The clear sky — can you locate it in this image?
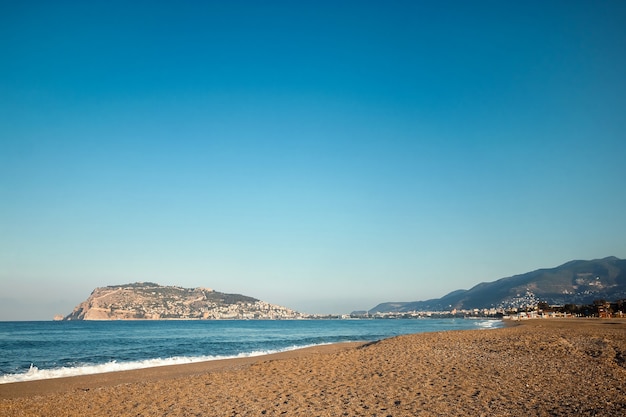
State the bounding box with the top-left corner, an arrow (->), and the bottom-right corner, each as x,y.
1,1 -> 625,320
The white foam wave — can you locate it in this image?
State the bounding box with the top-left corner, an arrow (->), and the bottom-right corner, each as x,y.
0,344 -> 325,384
473,320 -> 501,329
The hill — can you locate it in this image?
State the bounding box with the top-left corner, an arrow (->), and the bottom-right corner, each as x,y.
369,257 -> 626,313
64,282 -> 302,320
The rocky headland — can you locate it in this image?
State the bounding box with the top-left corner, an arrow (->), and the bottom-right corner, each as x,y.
64,282 -> 303,320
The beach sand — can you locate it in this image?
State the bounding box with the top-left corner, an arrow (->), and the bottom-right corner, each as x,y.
1,319 -> 625,416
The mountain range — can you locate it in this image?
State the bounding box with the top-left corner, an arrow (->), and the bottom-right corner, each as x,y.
369,256 -> 626,313
63,257 -> 626,319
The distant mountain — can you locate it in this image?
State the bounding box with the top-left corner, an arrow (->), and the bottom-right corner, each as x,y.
64,282 -> 303,320
369,257 -> 626,313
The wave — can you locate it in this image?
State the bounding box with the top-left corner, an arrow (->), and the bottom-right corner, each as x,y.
0,343 -> 327,384
473,319 -> 500,329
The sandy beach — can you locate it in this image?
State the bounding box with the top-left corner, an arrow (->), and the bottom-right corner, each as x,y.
1,319 -> 625,416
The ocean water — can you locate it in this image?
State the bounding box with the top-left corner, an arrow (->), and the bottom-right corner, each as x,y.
0,318 -> 501,384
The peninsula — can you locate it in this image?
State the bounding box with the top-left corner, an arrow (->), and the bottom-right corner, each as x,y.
64,282 -> 304,320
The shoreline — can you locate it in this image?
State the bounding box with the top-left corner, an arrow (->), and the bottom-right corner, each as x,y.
1,318 -> 621,395
0,342 -> 365,399
0,318 -> 503,386
0,341 -> 358,386
2,318 -> 625,416
1,319 -> 621,386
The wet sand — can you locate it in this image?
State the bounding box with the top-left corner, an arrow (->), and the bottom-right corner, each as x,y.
1,319 -> 625,416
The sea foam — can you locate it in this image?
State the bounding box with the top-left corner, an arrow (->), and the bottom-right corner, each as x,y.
474,319 -> 500,328
0,344 -> 323,384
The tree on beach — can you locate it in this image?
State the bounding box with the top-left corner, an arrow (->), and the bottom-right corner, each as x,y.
537,302 -> 551,312
593,299 -> 612,318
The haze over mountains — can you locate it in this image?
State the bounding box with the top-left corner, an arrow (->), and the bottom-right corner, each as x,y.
62,257 -> 625,319
369,257 -> 626,313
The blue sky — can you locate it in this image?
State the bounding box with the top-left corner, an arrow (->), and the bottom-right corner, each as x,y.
1,1 -> 625,320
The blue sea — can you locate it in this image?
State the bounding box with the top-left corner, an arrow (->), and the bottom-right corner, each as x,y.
0,318 -> 501,384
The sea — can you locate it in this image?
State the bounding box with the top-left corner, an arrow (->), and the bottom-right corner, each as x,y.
0,318 -> 502,384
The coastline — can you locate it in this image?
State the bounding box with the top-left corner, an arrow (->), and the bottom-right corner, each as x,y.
0,318 -> 501,385
2,318 -> 625,416
0,342 -> 364,399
